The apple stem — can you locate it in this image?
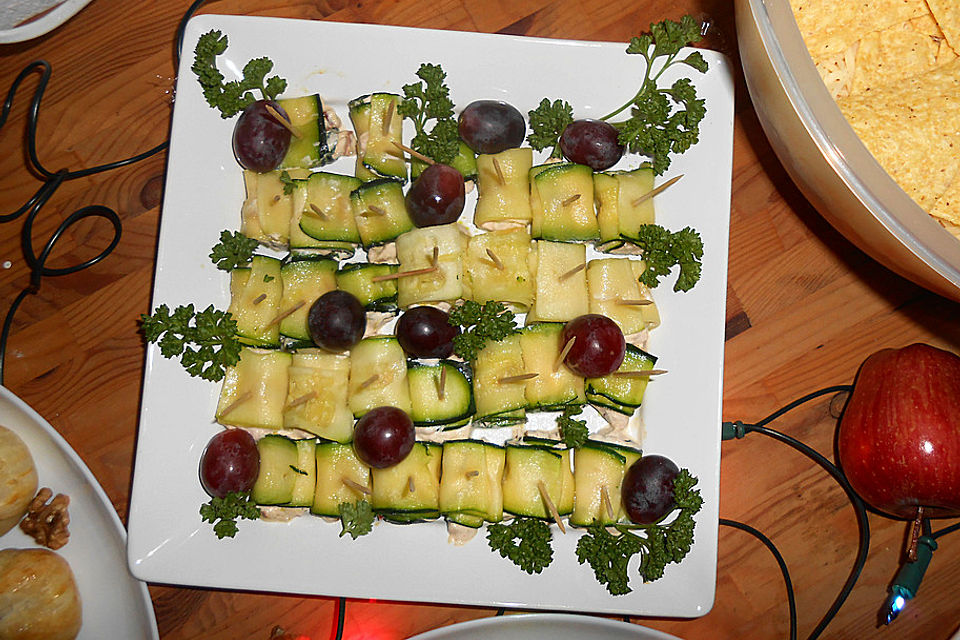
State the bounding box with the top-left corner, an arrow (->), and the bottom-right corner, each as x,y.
907,506 -> 925,562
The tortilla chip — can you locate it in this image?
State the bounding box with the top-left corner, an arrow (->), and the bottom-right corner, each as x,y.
850,16 -> 947,94
938,218 -> 960,240
791,0 -> 929,59
838,58 -> 960,211
930,173 -> 960,226
926,0 -> 960,53
813,42 -> 859,99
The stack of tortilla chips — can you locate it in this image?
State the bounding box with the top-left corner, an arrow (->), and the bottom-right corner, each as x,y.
790,0 -> 960,237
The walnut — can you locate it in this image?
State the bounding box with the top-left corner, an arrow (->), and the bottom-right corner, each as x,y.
19,488 -> 70,550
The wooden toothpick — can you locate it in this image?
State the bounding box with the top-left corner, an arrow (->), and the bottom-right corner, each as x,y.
465,470 -> 480,479
430,245 -> 440,268
286,391 -> 318,410
600,486 -> 615,520
360,205 -> 387,218
407,476 -> 416,493
382,100 -> 395,136
264,103 -> 302,139
554,336 -> 576,372
267,300 -> 306,327
485,248 -> 505,271
613,369 -> 668,378
370,265 -> 438,283
499,372 -> 539,384
615,298 -> 653,306
252,293 -> 267,305
308,203 -> 329,220
492,157 -> 506,186
358,374 -> 380,390
219,391 -> 253,418
558,263 -> 586,281
537,480 -> 566,533
561,193 -> 581,207
436,366 -> 447,401
391,140 -> 435,165
342,477 -> 372,496
631,174 -> 683,207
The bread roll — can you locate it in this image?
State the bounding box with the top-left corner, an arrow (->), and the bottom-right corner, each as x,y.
0,548 -> 81,640
0,426 -> 38,536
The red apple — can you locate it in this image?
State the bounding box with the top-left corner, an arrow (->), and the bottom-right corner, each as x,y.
837,343 -> 960,519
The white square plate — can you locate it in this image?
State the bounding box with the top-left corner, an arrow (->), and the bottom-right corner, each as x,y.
128,14 -> 734,617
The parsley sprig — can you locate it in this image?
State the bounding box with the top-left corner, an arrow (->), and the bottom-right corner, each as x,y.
557,405 -> 589,449
629,224 -> 704,292
487,517 -> 554,574
338,500 -> 375,539
398,63 -> 460,165
527,98 -> 573,160
527,16 -> 707,175
209,230 -> 258,271
200,491 -> 260,539
192,30 -> 287,118
140,304 -> 241,381
576,468 -> 703,594
448,300 -> 519,362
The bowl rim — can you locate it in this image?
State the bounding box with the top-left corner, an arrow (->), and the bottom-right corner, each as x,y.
747,0 -> 960,289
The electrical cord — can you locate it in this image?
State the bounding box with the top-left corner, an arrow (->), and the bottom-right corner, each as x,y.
719,518 -> 797,640
723,384 -> 870,640
0,0 -> 207,386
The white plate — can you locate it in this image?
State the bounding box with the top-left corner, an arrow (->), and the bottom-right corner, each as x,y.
0,0 -> 94,43
129,15 -> 733,617
409,613 -> 682,639
0,386 -> 158,639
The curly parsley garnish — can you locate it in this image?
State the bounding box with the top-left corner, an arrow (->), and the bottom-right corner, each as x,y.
557,405 -> 589,449
398,63 -> 460,165
528,16 -> 707,175
209,230 -> 258,272
487,517 -> 554,574
629,224 -> 703,292
200,491 -> 260,539
448,300 -> 519,362
576,468 -> 702,594
338,500 -> 375,539
192,30 -> 287,118
140,304 -> 241,381
527,98 -> 573,159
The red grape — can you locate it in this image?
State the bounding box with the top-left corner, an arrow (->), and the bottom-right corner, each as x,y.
458,100 -> 525,154
199,429 -> 260,498
621,455 -> 680,524
396,306 -> 459,358
308,290 -> 366,351
353,406 -> 415,468
560,119 -> 624,171
405,164 -> 465,227
561,314 -> 626,378
232,100 -> 292,173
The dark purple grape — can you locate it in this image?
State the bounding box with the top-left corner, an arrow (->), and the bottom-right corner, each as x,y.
200,429 -> 260,498
560,119 -> 624,171
458,100 -> 526,154
405,164 -> 465,227
308,290 -> 366,351
622,455 -> 680,524
232,99 -> 292,173
353,406 -> 415,468
396,306 -> 459,358
561,314 -> 625,378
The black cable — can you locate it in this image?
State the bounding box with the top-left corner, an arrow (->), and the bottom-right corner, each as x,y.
931,521 -> 960,541
0,0 -> 209,385
720,518 -> 797,640
332,597 -> 346,640
724,384 -> 870,640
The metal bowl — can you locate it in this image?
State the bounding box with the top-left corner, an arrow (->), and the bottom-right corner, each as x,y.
735,0 -> 960,302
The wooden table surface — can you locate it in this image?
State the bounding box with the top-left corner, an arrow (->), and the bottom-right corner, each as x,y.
2,0 -> 960,638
